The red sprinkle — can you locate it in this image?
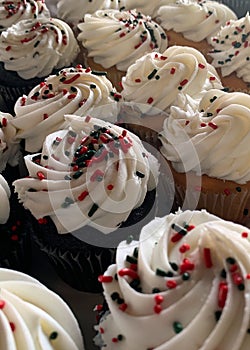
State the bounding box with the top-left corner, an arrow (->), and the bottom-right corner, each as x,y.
37,217 -> 47,224
63,74 -> 80,84
208,122 -> 218,130
166,280 -> 177,289
43,113 -> 49,120
180,79 -> 188,86
118,268 -> 139,280
218,282 -> 228,308
203,248 -> 213,268
154,304 -> 162,314
107,184 -> 114,190
154,295 -> 164,304
119,303 -> 128,312
9,322 -> 15,332
232,272 -> 243,286
98,275 -> 113,283
135,78 -> 141,83
170,67 -> 176,75
78,191 -> 89,201
198,63 -> 205,69
37,171 -> 45,180
242,232 -> 248,238
5,45 -> 11,51
223,188 -> 230,196
179,243 -> 190,253
0,300 -> 6,309
147,97 -> 154,104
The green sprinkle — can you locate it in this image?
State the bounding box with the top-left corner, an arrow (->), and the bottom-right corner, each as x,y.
147,69 -> 157,80
88,203 -> 99,217
215,310 -> 222,322
126,255 -> 137,264
173,321 -> 183,334
91,70 -> 107,76
156,268 -> 168,277
126,235 -> 134,244
49,332 -> 58,340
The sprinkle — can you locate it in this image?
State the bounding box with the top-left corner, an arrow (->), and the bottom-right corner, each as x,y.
43,113 -> 49,119
147,69 -> 157,80
166,280 -> 177,289
147,97 -> 154,104
215,310 -> 222,321
136,171 -> 145,178
88,203 -> 99,217
98,275 -> 113,283
198,63 -> 205,69
218,282 -> 228,308
154,295 -> 164,304
62,74 -> 80,84
182,272 -> 190,281
170,67 -> 176,74
179,243 -> 190,253
37,171 -> 45,180
9,322 -> 15,332
119,303 -> 128,312
156,268 -> 169,277
154,304 -> 162,314
180,79 -> 188,86
49,332 -> 58,340
135,78 -> 141,83
37,217 -> 47,224
242,232 -> 248,238
223,188 -> 230,196
0,300 -> 6,309
203,248 -> 213,268
118,268 -> 139,280
208,122 -> 218,130
173,321 -> 183,334
180,258 -> 195,273
126,235 -> 134,244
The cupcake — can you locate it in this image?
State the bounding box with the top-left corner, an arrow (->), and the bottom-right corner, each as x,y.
0,17 -> 80,113
156,0 -> 237,62
77,8 -> 168,91
0,111 -> 20,173
94,209 -> 250,349
0,267 -> 84,349
0,173 -> 31,272
11,65 -> 121,153
0,0 -> 50,32
13,114 -> 160,292
159,88 -> 250,225
119,45 -> 223,144
208,13 -> 250,93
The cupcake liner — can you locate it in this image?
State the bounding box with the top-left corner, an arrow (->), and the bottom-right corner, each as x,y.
0,190 -> 32,272
27,188 -> 159,293
119,123 -> 160,148
167,158 -> 250,226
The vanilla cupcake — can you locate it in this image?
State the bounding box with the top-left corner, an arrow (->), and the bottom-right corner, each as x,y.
77,9 -> 168,91
0,17 -> 80,113
208,13 -> 250,93
94,209 -> 250,349
12,65 -> 120,153
0,0 -> 50,32
159,88 -> 250,225
0,267 -> 84,349
156,0 -> 237,62
120,45 -> 223,144
13,114 -> 159,291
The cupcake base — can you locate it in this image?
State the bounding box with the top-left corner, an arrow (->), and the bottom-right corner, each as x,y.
167,160 -> 250,226
28,189 -> 157,293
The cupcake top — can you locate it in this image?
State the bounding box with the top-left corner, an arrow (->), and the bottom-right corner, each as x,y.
57,0 -> 161,26
157,0 -> 237,43
209,13 -> 250,83
95,209 -> 250,349
0,0 -> 50,32
0,174 -> 10,223
121,45 -> 223,114
0,267 -> 84,349
12,65 -> 120,152
77,9 -> 168,71
0,112 -> 20,172
159,88 -> 250,184
0,17 -> 80,79
13,114 -> 159,234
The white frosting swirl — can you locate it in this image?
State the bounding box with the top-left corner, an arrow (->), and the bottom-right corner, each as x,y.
0,0 -> 50,32
12,66 -> 120,152
209,14 -> 250,83
157,0 -> 237,43
13,115 -> 159,233
0,174 -> 10,223
95,209 -> 250,349
122,0 -> 161,17
0,112 -> 20,172
77,9 -> 168,71
159,88 -> 250,184
0,17 -> 80,79
0,267 -> 84,349
121,45 -> 223,113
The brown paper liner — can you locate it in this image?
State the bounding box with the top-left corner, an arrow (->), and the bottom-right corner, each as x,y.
167,160 -> 250,226
211,69 -> 250,95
